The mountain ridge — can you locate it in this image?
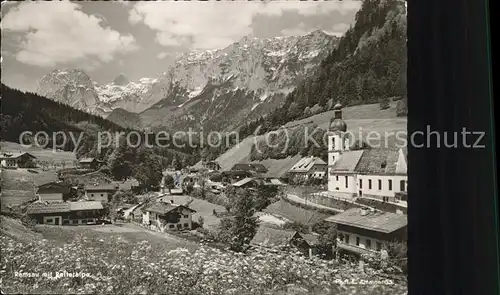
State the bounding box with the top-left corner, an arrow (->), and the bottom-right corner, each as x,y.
36,30 -> 340,129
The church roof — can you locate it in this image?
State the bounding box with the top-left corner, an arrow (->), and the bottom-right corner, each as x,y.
354,149 -> 400,175
330,150 -> 364,172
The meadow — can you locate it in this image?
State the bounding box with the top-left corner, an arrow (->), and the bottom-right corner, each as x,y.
214,102 -> 407,172
0,217 -> 407,295
1,169 -> 59,211
1,141 -> 77,166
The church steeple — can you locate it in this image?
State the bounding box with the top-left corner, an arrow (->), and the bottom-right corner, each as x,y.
330,101 -> 347,132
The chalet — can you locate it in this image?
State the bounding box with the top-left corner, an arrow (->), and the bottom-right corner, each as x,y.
325,207 -> 407,256
0,152 -> 37,168
263,178 -> 286,187
114,178 -> 140,191
204,161 -> 221,171
142,202 -> 196,231
232,177 -> 260,189
84,183 -> 118,202
327,103 -> 408,202
288,156 -> 327,182
126,202 -> 148,222
36,182 -> 70,203
78,158 -> 105,170
250,226 -> 317,257
231,163 -> 268,174
26,201 -> 104,225
222,170 -> 253,183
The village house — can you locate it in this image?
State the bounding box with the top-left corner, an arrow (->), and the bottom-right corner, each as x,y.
78,158 -> 105,170
327,103 -> 408,202
288,156 -> 327,182
231,163 -> 268,174
142,202 -> 196,231
36,182 -> 70,203
0,152 -> 37,168
325,207 -> 407,256
222,170 -> 253,183
204,160 -> 221,171
26,201 -> 104,225
231,177 -> 261,189
250,226 -> 318,257
84,183 -> 118,202
125,202 -> 148,222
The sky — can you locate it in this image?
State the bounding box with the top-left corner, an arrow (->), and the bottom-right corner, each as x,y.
1,1 -> 361,93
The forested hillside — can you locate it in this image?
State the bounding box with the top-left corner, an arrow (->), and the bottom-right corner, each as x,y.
1,84 -> 126,151
0,84 -> 196,166
241,0 -> 407,134
197,0 -> 407,163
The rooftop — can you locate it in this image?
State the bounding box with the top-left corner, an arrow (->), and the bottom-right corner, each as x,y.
27,201 -> 105,214
27,202 -> 70,214
84,183 -> 118,191
330,150 -> 364,172
0,152 -> 36,159
144,202 -> 196,215
68,201 -> 104,211
300,233 -> 319,246
325,207 -> 407,234
231,163 -> 268,173
250,226 -> 298,247
37,182 -> 70,194
263,199 -> 332,226
78,158 -> 102,163
354,149 -> 400,175
289,156 -> 327,173
232,177 -> 255,187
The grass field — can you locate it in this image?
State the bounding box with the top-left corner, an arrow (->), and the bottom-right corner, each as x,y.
1,141 -> 77,166
36,223 -> 198,251
214,102 -> 407,172
283,102 -> 407,148
1,168 -> 60,210
0,216 -> 407,294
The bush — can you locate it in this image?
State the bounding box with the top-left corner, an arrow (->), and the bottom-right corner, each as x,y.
396,98 -> 408,117
0,234 -> 407,294
379,97 -> 390,110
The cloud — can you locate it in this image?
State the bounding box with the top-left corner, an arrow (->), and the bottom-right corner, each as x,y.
1,72 -> 39,93
325,23 -> 351,37
280,23 -> 308,37
1,1 -> 138,68
157,52 -> 170,60
129,1 -> 361,49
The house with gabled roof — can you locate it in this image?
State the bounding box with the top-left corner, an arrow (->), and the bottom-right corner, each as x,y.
26,201 -> 104,225
250,226 -> 319,257
325,207 -> 407,256
36,181 -> 70,203
0,152 -> 37,168
231,177 -> 262,189
142,202 -> 196,231
288,156 -> 327,182
78,158 -> 105,170
231,163 -> 268,174
84,183 -> 118,203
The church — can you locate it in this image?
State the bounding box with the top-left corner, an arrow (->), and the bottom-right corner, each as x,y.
327,103 -> 408,203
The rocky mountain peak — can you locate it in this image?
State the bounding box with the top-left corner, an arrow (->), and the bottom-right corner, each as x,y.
113,74 -> 130,86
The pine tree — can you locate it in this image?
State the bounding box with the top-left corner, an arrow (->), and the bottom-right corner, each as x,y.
224,188 -> 259,252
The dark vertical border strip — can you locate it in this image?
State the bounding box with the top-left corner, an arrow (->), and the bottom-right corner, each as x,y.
408,0 -> 499,294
